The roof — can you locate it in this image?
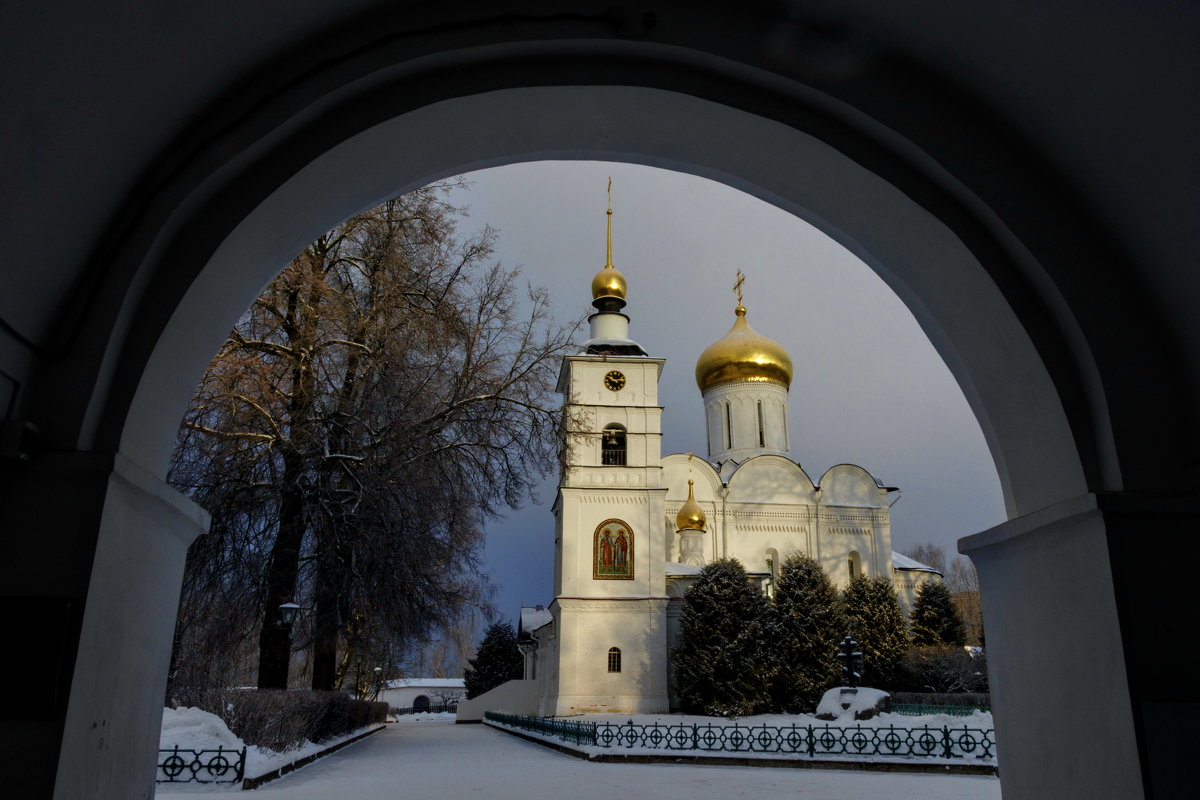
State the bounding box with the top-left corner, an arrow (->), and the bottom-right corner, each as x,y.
384,677 -> 465,689
891,551 -> 943,575
520,606 -> 553,634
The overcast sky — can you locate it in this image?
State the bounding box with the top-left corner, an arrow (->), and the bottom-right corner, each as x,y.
440,160 -> 1007,626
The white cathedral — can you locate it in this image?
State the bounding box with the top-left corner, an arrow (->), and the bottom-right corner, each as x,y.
521,198 -> 940,716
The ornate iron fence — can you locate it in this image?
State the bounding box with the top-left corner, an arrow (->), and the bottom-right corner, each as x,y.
393,702 -> 459,715
486,711 -> 597,746
157,745 -> 247,784
486,712 -> 995,762
891,703 -> 990,717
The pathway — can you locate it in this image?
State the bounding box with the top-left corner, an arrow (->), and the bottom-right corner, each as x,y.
157,718 -> 1002,799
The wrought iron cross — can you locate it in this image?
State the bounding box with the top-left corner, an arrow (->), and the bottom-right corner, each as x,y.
733,270 -> 745,304
836,635 -> 863,688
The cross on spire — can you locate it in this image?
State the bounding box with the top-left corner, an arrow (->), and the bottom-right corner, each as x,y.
733,270 -> 745,305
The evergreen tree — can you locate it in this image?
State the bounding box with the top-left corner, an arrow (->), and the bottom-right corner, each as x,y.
909,581 -> 967,647
463,622 -> 523,699
672,558 -> 774,716
769,553 -> 848,712
842,575 -> 910,690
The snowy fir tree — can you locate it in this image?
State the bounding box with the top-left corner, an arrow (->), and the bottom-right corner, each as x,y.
673,558 -> 774,716
463,622 -> 523,699
909,581 -> 967,647
841,575 -> 910,690
769,553 -> 848,712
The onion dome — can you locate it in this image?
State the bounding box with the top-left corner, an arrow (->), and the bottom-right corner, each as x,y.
591,263 -> 627,301
695,303 -> 794,391
675,480 -> 707,531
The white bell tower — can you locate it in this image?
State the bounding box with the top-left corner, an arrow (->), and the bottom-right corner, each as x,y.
543,181 -> 670,715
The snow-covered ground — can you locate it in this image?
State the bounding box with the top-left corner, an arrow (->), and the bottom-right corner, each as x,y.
159,716 -> 1000,799
158,707 -> 381,788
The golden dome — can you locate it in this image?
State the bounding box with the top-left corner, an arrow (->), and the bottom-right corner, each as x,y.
695,304 -> 793,391
591,264 -> 627,300
676,480 -> 707,531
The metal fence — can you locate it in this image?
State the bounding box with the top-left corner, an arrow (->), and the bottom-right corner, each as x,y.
393,702 -> 459,715
157,745 -> 247,784
890,703 -> 990,717
486,712 -> 995,761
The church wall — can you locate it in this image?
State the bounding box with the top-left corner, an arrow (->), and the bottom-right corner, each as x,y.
701,380 -> 790,462
552,598 -> 669,714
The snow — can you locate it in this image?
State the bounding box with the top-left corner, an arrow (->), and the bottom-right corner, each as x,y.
384,677 -> 465,689
520,606 -> 553,633
891,551 -> 941,573
815,687 -> 890,720
161,716 -> 1000,799
158,706 -> 381,786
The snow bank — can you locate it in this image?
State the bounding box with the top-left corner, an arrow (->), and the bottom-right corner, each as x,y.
159,707 -> 381,784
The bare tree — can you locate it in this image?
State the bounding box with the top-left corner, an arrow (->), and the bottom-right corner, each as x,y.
168,182 -> 582,691
902,542 -> 947,574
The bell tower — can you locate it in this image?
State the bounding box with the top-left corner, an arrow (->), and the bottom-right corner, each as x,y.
543,181 -> 670,715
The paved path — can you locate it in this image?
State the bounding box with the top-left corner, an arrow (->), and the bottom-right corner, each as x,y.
158,719 -> 1002,799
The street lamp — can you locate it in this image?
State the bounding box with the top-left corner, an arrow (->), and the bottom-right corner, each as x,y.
278,602 -> 301,629
371,667 -> 383,702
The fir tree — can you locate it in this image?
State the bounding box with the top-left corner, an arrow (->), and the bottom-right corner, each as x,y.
842,575 -> 910,690
909,581 -> 967,647
769,553 -> 848,712
672,558 -> 774,716
463,622 -> 523,699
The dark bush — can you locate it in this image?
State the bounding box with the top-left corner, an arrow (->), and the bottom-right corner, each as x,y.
170,688 -> 387,752
890,691 -> 991,708
894,646 -> 989,694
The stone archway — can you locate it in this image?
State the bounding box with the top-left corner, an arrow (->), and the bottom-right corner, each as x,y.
7,13 -> 1191,799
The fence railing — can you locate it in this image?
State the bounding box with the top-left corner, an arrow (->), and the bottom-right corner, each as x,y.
393,702 -> 459,715
891,703 -> 990,717
485,712 -> 995,762
157,745 -> 247,783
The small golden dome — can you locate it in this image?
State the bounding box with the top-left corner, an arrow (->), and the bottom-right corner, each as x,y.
695,304 -> 793,391
676,480 -> 707,531
591,264 -> 627,300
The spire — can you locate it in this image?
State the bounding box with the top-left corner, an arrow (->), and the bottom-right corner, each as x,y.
590,177 -> 627,304
606,176 -> 613,269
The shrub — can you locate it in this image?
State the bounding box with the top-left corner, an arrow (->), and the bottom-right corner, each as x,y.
170,688 -> 387,752
894,646 -> 989,694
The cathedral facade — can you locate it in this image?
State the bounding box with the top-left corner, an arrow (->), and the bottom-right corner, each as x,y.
526,201 -> 938,716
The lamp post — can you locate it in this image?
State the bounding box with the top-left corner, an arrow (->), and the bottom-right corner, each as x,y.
371,667 -> 383,702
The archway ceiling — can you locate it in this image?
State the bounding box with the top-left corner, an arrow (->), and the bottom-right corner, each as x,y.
2,2 -> 1197,505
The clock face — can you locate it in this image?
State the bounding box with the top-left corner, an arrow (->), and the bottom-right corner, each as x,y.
604,370 -> 626,391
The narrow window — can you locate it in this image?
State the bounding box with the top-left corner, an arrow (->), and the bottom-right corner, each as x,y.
849,551 -> 861,580
757,400 -> 765,447
607,647 -> 622,673
725,403 -> 733,449
601,424 -> 627,465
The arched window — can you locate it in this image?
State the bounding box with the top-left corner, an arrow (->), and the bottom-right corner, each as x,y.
413,695 -> 430,711
757,400 -> 765,447
607,647 -> 622,673
601,424 -> 627,465
725,402 -> 733,449
848,551 -> 861,580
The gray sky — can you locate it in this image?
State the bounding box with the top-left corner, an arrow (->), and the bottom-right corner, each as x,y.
446,161 -> 1006,627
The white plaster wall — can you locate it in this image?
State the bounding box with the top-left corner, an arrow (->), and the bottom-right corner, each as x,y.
53,456 -> 207,800
960,496 -> 1144,800
454,680 -> 538,722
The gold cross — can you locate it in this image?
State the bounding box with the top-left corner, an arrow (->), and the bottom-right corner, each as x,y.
733,270 -> 745,304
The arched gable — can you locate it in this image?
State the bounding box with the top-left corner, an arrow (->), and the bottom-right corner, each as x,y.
819,464 -> 886,508
661,452 -> 722,503
726,455 -> 817,505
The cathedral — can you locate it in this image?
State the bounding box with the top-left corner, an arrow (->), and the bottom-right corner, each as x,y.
524,194 -> 939,716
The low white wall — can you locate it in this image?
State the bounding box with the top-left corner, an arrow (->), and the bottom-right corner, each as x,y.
455,680 -> 538,722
